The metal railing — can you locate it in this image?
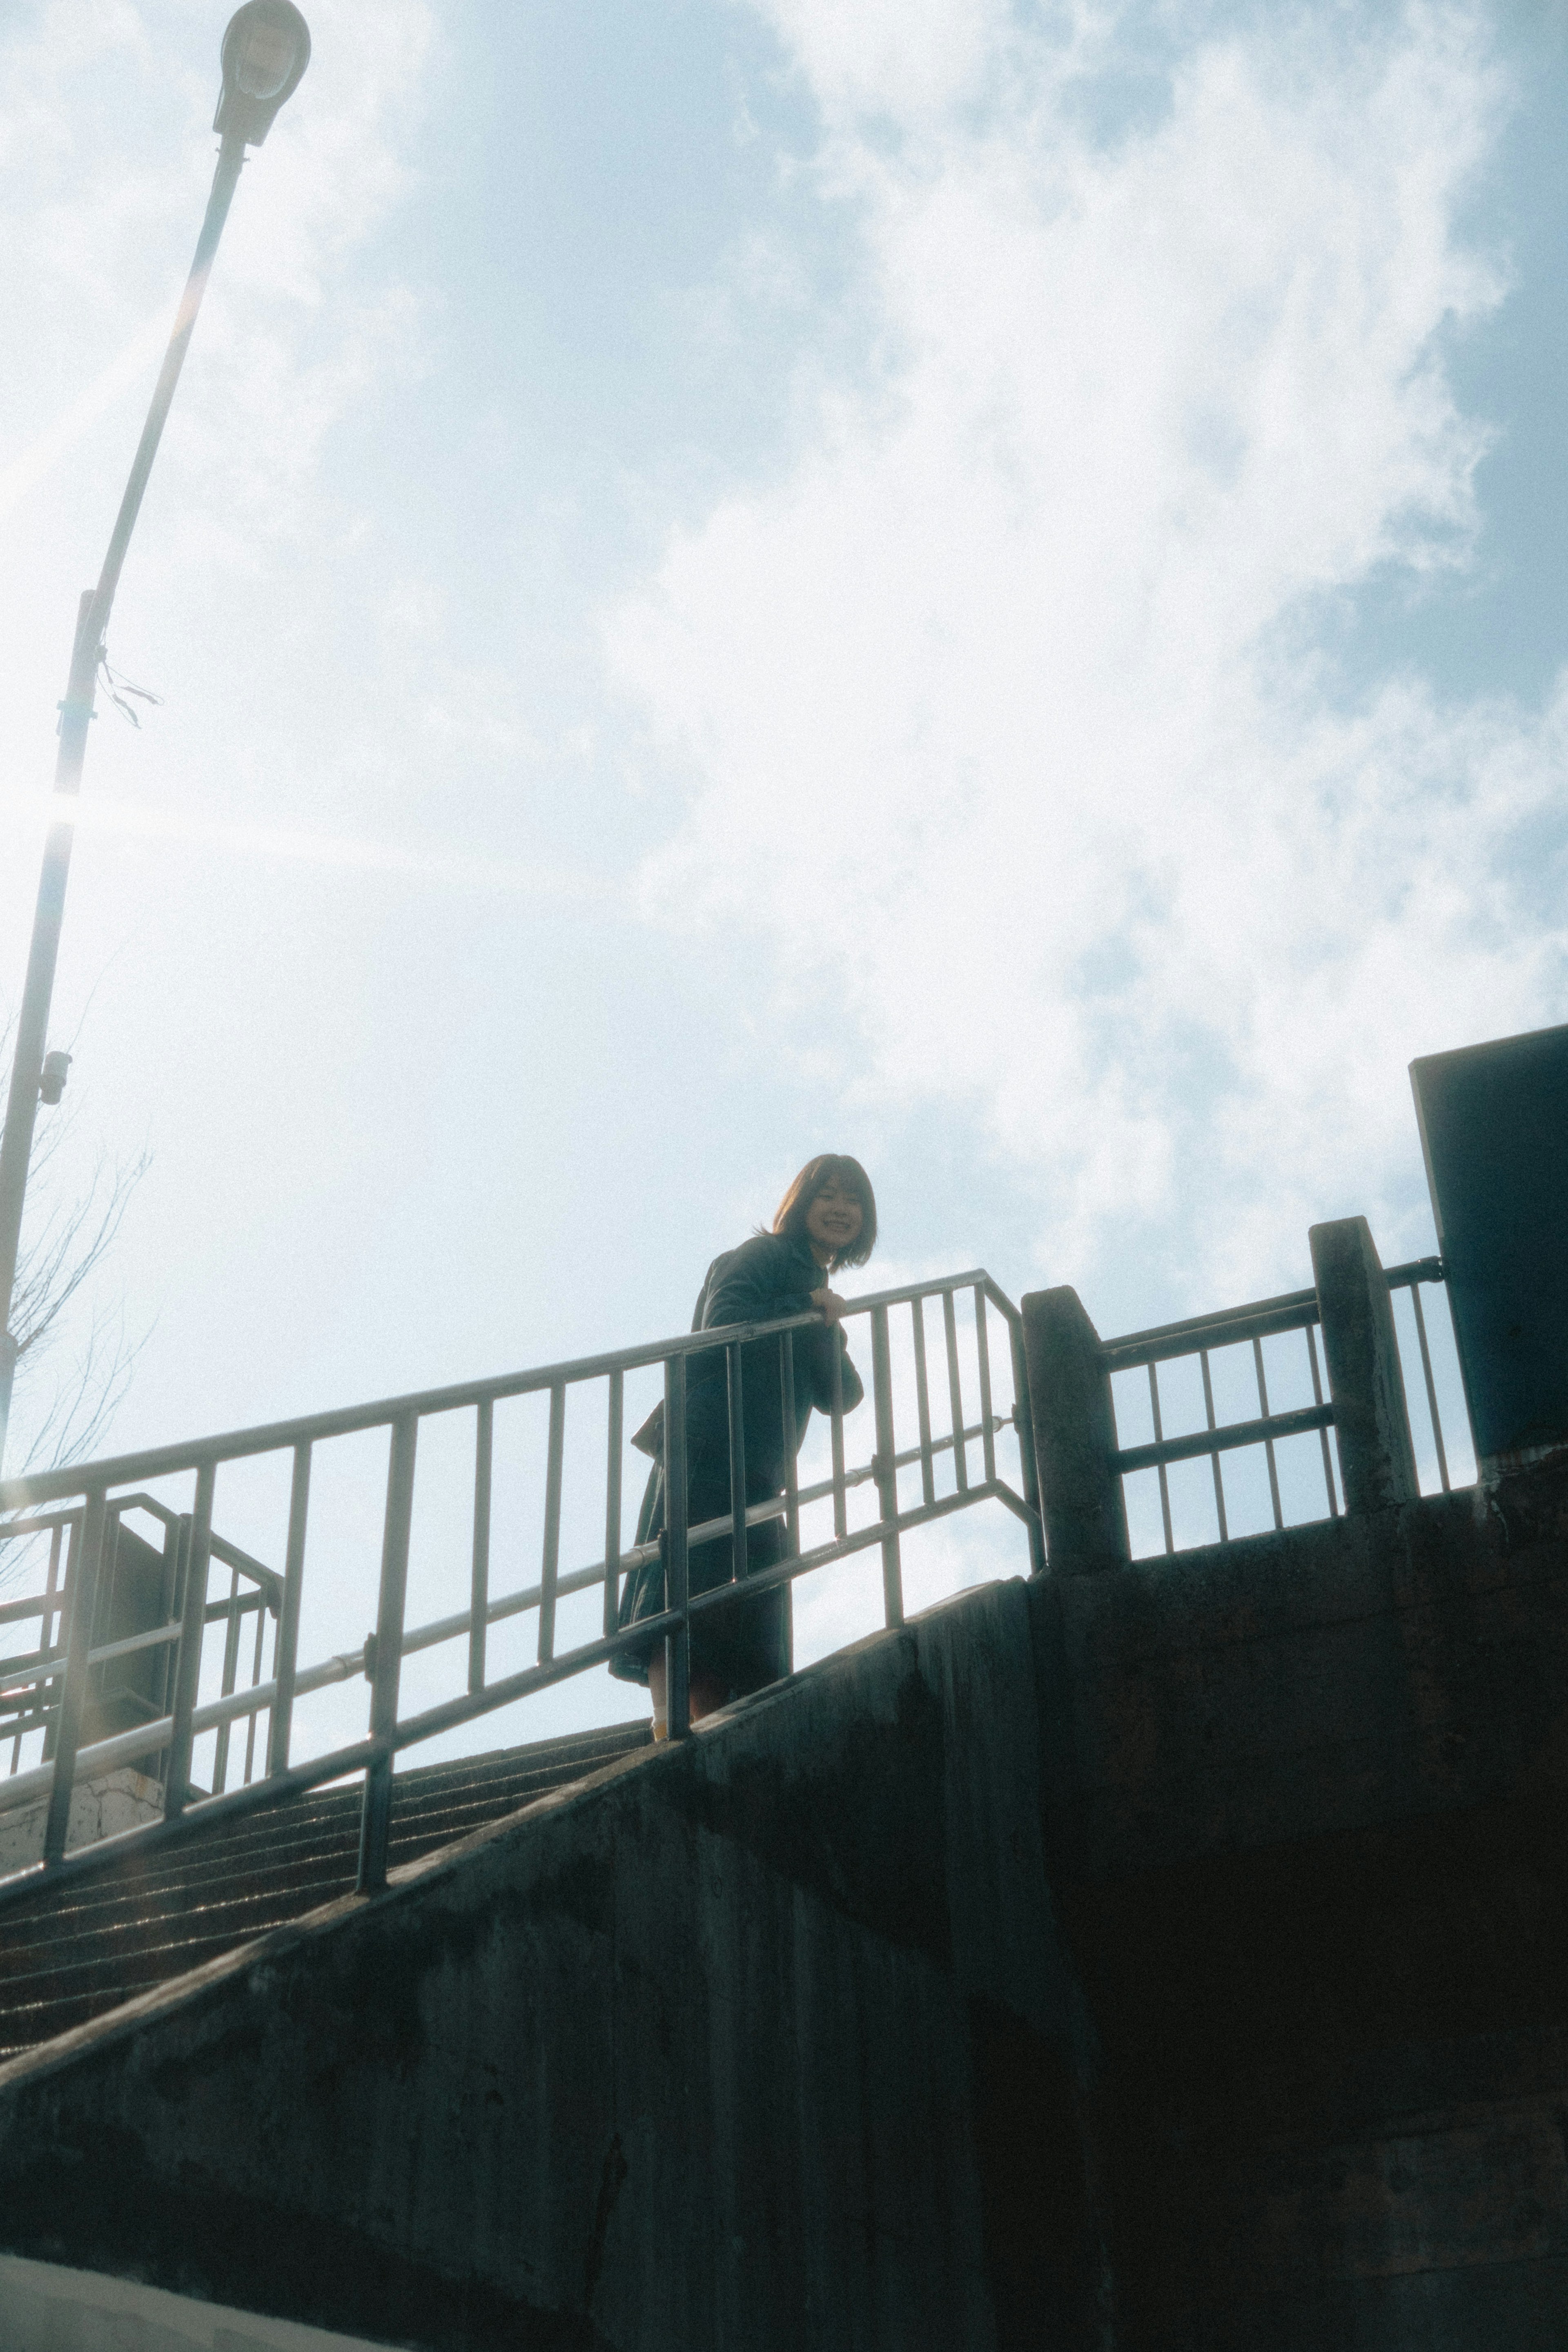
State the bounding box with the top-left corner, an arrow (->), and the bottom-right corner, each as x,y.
0,1270 -> 1040,1897
0,1495 -> 280,1789
1103,1257 -> 1466,1558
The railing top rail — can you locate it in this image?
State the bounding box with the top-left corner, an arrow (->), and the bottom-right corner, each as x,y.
1103,1285 -> 1319,1371
1385,1255 -> 1444,1290
0,1487 -> 178,1542
208,1530 -> 284,1603
0,1268 -> 1007,1512
1102,1256 -> 1444,1372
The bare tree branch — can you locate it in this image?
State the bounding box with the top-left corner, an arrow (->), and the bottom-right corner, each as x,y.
0,1012 -> 152,1591
9,1140 -> 150,1376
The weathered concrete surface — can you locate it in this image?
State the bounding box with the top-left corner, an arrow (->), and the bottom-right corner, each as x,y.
1032,1462 -> 1568,1875
0,1580 -> 1108,2352
11,1454 -> 1568,2348
0,1766 -> 162,1874
1031,1454 -> 1568,2348
1020,1288 -> 1129,1577
1309,1217 -> 1420,1514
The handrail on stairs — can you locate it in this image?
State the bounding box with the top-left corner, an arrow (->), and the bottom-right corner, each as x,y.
0,1271 -> 1042,1902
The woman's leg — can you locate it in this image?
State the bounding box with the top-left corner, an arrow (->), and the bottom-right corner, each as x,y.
644,1456 -> 775,1731
648,1648 -> 728,1732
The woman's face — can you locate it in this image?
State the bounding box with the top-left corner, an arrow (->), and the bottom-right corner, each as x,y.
805,1176 -> 864,1259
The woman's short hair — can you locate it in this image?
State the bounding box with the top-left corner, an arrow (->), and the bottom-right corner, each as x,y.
771,1155 -> 878,1270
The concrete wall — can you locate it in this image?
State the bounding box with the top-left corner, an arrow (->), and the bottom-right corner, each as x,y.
0,1767 -> 163,1875
8,1451 -> 1568,2348
0,1580 -> 1109,2352
1031,1452 -> 1568,2349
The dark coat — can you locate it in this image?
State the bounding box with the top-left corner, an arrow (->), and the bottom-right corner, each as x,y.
609,1231 -> 865,1696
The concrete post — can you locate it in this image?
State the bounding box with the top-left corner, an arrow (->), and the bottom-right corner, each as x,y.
1020,1285 -> 1131,1575
1310,1217 -> 1419,1515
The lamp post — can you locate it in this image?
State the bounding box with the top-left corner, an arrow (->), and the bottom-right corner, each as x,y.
0,2 -> 312,1473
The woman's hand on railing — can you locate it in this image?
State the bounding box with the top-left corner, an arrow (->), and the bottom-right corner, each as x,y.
811,1286 -> 849,1326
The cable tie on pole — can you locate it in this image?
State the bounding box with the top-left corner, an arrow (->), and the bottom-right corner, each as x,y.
97,655 -> 163,729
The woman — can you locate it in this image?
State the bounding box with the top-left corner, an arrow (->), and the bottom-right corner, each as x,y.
610,1155 -> 876,1732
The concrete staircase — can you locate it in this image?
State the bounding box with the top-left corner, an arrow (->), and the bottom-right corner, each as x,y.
0,1585 -> 1078,2352
0,1719 -> 650,2062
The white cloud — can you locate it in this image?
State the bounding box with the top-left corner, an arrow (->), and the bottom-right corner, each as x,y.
757,0 -> 1007,124
610,2 -> 1567,1302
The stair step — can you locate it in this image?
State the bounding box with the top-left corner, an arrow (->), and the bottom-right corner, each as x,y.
0,1753 -> 633,1955
0,1787 -> 594,1982
0,1726 -> 648,1907
0,1720 -> 649,2057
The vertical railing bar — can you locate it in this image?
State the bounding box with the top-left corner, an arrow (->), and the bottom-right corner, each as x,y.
943,1288 -> 969,1494
1408,1283 -> 1450,1494
1200,1348 -> 1229,1543
45,1519 -> 63,1602
43,1517 -> 64,1646
11,1521 -> 62,1773
1148,1363 -> 1174,1555
1305,1321 -> 1339,1517
152,1507 -> 180,1733
780,1334 -> 800,1554
780,1332 -> 798,1676
974,1285 -> 997,1485
164,1463 -> 216,1822
96,1510 -> 122,1721
603,1370 -> 624,1642
912,1297 -> 935,1507
31,1518 -> 72,1772
664,1353 -> 690,1740
40,1523 -> 78,1766
469,1398 -> 493,1694
267,1442 -> 311,1778
242,1589 -> 266,1785
41,1495 -> 107,1866
537,1383 -> 566,1666
357,1411 -> 419,1894
829,1331 -> 847,1540
726,1340 -> 748,1590
871,1303 -> 903,1629
148,1514 -> 188,1793
1253,1336 -> 1284,1531
212,1563 -> 241,1796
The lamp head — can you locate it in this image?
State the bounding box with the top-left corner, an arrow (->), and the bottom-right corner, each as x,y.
215,1 -> 311,148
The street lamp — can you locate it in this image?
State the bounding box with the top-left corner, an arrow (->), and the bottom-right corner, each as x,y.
0,4 -> 312,1472
216,0 -> 312,146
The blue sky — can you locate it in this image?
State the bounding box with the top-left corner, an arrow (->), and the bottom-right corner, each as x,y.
2,2 -> 1566,1616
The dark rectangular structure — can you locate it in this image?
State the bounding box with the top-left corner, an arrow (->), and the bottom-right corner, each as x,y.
83,1520 -> 178,1768
1410,1020 -> 1568,1462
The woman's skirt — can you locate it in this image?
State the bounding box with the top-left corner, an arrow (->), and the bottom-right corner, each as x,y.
609,1448 -> 789,1701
